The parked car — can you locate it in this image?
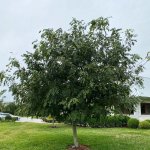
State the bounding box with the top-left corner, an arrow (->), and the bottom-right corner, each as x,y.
0,112 -> 20,121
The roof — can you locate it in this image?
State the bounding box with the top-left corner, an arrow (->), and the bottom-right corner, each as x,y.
139,96 -> 150,101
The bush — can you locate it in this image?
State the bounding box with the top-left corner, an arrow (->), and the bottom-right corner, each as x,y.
42,116 -> 55,123
121,115 -> 130,127
114,115 -> 128,127
12,117 -> 18,122
106,116 -> 116,127
145,120 -> 150,123
66,114 -> 130,128
127,118 -> 139,128
139,121 -> 150,129
88,117 -> 100,128
86,115 -> 109,128
86,115 -> 130,128
5,115 -> 12,121
105,115 -> 130,127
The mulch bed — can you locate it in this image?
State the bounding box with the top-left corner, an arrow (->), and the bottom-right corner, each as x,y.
67,145 -> 90,150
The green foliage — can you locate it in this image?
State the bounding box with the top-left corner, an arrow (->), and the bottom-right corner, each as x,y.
5,18 -> 145,147
127,118 -> 139,128
3,102 -> 18,115
75,115 -> 130,128
0,100 -> 4,112
120,115 -> 130,127
42,116 -> 55,123
105,116 -> 115,127
0,71 -> 5,83
0,101 -> 18,115
0,72 -> 6,110
5,115 -> 12,121
145,119 -> 150,123
139,121 -> 150,129
146,52 -> 150,61
0,90 -> 6,109
12,117 -> 18,121
87,117 -> 101,128
103,115 -> 130,128
6,17 -> 144,121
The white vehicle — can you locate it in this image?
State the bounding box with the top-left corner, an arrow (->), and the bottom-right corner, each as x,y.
0,113 -> 5,119
0,112 -> 20,120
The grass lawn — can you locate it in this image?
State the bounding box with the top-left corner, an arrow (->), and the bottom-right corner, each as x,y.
0,122 -> 150,150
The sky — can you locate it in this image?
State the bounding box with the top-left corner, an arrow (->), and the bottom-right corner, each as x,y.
0,0 -> 150,101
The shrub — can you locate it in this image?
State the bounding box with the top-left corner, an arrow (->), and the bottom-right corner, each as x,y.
88,118 -> 100,128
106,116 -> 116,127
42,116 -> 55,123
99,116 -> 106,127
121,115 -> 130,127
145,120 -> 150,123
86,115 -> 130,128
86,115 -> 109,128
127,118 -> 139,128
70,114 -> 130,128
5,115 -> 12,121
139,121 -> 150,129
105,115 -> 130,128
42,117 -> 47,122
12,117 -> 18,122
114,115 -> 123,127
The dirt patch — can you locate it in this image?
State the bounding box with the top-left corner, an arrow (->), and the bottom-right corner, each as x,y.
67,145 -> 90,150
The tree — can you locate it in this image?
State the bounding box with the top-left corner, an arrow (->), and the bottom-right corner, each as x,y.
2,102 -> 18,115
0,72 -> 6,112
6,17 -> 144,148
0,90 -> 6,112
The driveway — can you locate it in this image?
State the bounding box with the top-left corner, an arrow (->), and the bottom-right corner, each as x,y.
16,117 -> 45,123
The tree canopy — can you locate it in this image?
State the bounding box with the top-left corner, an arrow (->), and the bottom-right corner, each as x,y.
6,17 -> 144,147
0,71 -> 6,109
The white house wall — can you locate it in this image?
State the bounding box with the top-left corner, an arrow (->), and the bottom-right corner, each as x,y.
130,102 -> 150,121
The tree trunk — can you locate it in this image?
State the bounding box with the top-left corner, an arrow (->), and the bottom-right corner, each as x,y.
72,124 -> 79,148
52,118 -> 55,127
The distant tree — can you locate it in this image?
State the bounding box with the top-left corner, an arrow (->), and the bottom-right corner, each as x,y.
3,102 -> 17,115
6,18 -> 144,148
0,90 -> 6,112
0,72 -> 6,112
0,100 -> 4,112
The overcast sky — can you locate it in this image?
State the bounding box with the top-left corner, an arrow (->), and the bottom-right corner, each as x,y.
0,0 -> 150,101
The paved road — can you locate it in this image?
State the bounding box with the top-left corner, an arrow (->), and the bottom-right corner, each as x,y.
16,117 -> 45,123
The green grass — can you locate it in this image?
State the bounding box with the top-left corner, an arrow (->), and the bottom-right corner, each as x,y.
0,122 -> 150,150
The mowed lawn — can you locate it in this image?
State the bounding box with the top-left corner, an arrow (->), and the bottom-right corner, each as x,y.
0,123 -> 150,150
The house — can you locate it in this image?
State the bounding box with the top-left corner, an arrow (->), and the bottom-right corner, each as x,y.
130,77 -> 150,121
130,96 -> 150,121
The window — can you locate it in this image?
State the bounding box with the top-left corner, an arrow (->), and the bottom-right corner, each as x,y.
141,103 -> 150,115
